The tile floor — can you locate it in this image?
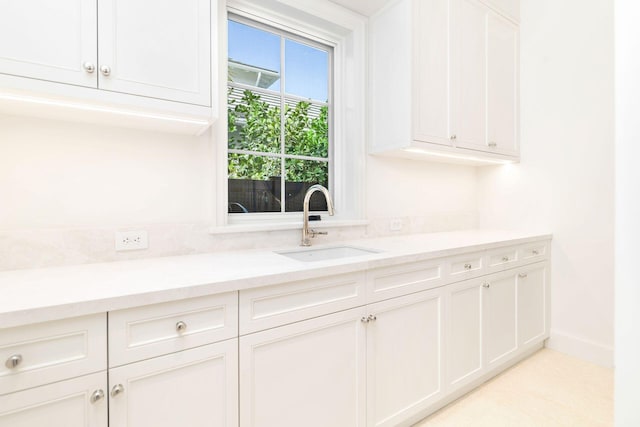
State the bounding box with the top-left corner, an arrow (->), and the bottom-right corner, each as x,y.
415,349 -> 613,427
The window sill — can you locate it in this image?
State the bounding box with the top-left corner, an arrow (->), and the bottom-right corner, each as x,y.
209,219 -> 369,235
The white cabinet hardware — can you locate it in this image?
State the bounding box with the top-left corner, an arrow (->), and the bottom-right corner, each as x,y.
110,384 -> 124,398
175,321 -> 188,332
91,389 -> 106,404
99,65 -> 111,76
83,62 -> 96,73
5,354 -> 22,369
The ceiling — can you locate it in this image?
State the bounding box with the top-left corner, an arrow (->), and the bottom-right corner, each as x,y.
327,0 -> 391,16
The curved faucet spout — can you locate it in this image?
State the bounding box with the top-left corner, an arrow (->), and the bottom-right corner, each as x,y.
301,184 -> 334,246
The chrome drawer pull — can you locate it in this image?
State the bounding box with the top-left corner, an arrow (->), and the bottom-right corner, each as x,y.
176,321 -> 188,332
502,256 -> 510,262
518,273 -> 528,279
111,384 -> 125,398
368,314 -> 377,322
464,263 -> 472,270
361,316 -> 369,323
483,283 -> 490,288
5,354 -> 23,369
532,250 -> 540,255
90,389 -> 105,404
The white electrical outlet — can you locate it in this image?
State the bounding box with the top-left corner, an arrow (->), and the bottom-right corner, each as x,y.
390,218 -> 403,232
115,230 -> 149,251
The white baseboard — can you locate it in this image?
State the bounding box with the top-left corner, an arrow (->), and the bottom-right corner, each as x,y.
546,330 -> 614,368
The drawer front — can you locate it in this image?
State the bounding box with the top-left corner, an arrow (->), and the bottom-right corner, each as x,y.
0,314 -> 106,395
240,272 -> 366,335
518,242 -> 549,264
448,252 -> 485,280
109,292 -> 238,367
367,259 -> 446,303
485,246 -> 519,273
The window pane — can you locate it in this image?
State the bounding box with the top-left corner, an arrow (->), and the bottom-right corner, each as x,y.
228,154 -> 281,213
228,88 -> 281,153
285,39 -> 328,101
284,159 -> 329,212
284,98 -> 329,157
228,20 -> 281,91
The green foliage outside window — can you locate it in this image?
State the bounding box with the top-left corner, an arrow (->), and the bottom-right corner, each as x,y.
228,88 -> 329,184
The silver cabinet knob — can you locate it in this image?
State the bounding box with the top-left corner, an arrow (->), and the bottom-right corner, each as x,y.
483,283 -> 490,288
5,354 -> 23,369
450,135 -> 457,140
361,316 -> 369,323
110,384 -> 124,398
100,65 -> 111,76
502,256 -> 510,262
518,273 -> 528,279
489,141 -> 497,147
532,250 -> 539,255
367,315 -> 377,322
90,389 -> 105,404
83,62 -> 95,73
176,321 -> 187,332
464,263 -> 472,270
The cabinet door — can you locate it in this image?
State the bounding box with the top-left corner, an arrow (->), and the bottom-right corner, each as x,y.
240,307 -> 367,427
109,340 -> 238,427
483,272 -> 517,368
0,0 -> 97,87
412,0 -> 453,146
98,0 -> 211,106
453,0 -> 487,150
518,263 -> 548,347
0,372 -> 107,427
446,278 -> 483,391
367,289 -> 444,427
487,12 -> 519,155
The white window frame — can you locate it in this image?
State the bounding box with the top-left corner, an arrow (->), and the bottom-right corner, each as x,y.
227,14 -> 334,215
212,0 -> 367,233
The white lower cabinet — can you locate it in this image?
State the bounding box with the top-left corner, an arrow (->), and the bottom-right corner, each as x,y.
483,271 -> 518,368
0,371 -> 107,427
239,307 -> 367,427
446,279 -> 484,391
518,263 -> 548,347
108,339 -> 237,427
366,288 -> 445,427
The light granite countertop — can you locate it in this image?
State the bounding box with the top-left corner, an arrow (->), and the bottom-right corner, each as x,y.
0,229 -> 551,328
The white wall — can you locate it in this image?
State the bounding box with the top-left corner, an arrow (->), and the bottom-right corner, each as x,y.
0,112 -> 479,269
0,115 -> 213,229
477,0 -> 615,366
615,1 -> 640,424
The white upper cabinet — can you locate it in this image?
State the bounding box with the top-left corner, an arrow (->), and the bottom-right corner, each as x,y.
0,0 -> 216,134
370,0 -> 520,163
98,0 -> 211,106
487,13 -> 519,155
453,0 -> 487,150
0,0 -> 97,88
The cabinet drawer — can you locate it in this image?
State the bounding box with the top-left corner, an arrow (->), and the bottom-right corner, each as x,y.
366,259 -> 446,303
448,252 -> 485,280
485,246 -> 518,273
240,272 -> 366,335
0,314 -> 106,395
518,242 -> 548,264
109,292 -> 238,367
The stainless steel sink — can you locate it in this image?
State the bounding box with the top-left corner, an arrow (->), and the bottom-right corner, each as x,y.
276,245 -> 380,262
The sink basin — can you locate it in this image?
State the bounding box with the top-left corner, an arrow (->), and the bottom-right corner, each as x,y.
276,245 -> 380,262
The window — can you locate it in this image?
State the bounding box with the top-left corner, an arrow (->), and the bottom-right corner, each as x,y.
227,16 -> 332,215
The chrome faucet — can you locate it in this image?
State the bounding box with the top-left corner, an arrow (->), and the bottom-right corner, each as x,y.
301,184 -> 335,246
